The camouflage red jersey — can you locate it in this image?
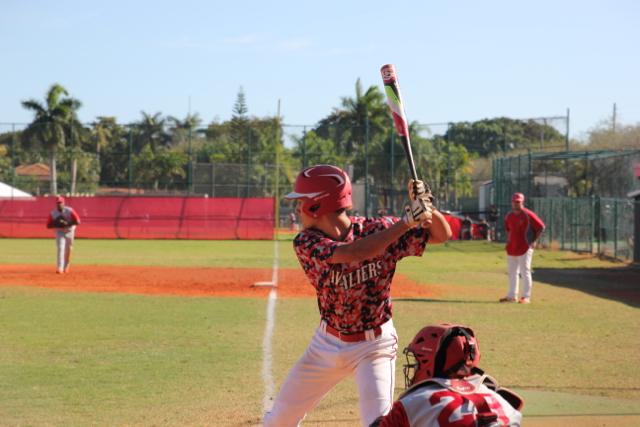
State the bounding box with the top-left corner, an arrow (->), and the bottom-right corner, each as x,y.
293,216 -> 429,334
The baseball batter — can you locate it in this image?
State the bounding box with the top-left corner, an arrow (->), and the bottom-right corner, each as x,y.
263,164 -> 452,427
371,323 -> 523,427
46,196 -> 81,274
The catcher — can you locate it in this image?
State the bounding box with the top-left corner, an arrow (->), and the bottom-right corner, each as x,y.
371,323 -> 523,427
46,196 -> 81,274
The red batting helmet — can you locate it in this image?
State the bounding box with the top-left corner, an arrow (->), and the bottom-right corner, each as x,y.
284,165 -> 352,218
403,323 -> 481,388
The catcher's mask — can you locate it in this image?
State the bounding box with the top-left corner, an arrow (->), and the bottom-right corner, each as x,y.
284,164 -> 352,218
403,323 -> 480,388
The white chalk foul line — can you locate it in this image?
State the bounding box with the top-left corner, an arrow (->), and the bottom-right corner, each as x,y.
262,238 -> 279,413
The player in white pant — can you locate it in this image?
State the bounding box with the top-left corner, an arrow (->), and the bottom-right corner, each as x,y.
268,319 -> 399,427
507,248 -> 533,301
263,165 -> 452,427
46,196 -> 81,274
500,193 -> 545,304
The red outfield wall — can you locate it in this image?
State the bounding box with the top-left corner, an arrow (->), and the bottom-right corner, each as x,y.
0,196 -> 274,240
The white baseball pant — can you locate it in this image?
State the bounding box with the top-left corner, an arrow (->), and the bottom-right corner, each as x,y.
507,248 -> 534,299
263,319 -> 398,427
55,229 -> 75,272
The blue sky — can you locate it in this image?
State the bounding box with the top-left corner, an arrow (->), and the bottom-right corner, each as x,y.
1,0 -> 639,140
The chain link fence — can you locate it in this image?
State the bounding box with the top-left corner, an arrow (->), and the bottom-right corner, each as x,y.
492,149 -> 640,261
532,197 -> 636,261
493,150 -> 640,207
3,119 -> 637,255
598,198 -> 636,261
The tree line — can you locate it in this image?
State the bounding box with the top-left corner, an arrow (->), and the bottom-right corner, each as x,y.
3,80 -> 629,203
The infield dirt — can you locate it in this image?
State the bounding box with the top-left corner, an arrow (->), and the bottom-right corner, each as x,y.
0,264 -> 441,299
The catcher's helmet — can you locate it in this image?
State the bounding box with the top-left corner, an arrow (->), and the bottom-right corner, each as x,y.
403,323 -> 480,388
284,165 -> 352,218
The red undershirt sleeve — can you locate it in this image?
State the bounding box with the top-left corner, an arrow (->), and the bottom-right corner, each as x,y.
375,401 -> 410,427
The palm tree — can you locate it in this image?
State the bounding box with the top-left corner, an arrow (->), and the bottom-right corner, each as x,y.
340,79 -> 387,153
313,79 -> 392,215
21,83 -> 82,195
90,116 -> 119,189
167,113 -> 202,192
167,113 -> 202,146
136,111 -> 168,152
315,79 -> 388,158
67,116 -> 89,194
91,116 -> 117,162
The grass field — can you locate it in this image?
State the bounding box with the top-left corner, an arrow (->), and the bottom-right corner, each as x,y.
1,238 -> 639,426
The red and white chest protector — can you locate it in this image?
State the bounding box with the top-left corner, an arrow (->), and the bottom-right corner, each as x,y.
377,375 -> 522,427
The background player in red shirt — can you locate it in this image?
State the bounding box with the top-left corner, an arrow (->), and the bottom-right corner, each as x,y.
500,192 -> 545,304
46,196 -> 81,274
371,323 -> 523,427
263,164 -> 451,427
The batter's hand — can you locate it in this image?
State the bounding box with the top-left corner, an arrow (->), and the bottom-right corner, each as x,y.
402,198 -> 433,228
407,179 -> 434,203
407,179 -> 426,201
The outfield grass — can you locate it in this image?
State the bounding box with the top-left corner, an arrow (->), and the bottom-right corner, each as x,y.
2,238 -> 287,268
1,238 -> 639,426
0,287 -> 266,425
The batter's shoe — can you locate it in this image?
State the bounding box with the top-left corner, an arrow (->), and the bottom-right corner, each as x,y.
56,269 -> 63,274
64,267 -> 70,274
499,297 -> 517,303
518,297 -> 531,304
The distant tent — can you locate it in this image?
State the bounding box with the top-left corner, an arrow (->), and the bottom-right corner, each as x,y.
0,181 -> 33,198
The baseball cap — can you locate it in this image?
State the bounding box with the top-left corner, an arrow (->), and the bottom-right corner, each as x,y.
56,196 -> 65,204
512,192 -> 525,203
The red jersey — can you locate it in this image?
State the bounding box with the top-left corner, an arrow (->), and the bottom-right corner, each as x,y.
293,216 -> 428,334
374,375 -> 522,427
504,207 -> 544,256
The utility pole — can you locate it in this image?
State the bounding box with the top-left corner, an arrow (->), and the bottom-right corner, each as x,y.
365,115 -> 370,217
11,123 -> 16,190
188,126 -> 193,195
246,128 -> 251,198
612,102 -> 617,133
446,123 -> 453,209
128,127 -> 133,194
302,126 -> 307,168
274,99 -> 281,238
188,95 -> 192,195
565,108 -> 570,151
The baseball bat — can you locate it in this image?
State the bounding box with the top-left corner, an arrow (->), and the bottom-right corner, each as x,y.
380,64 -> 420,183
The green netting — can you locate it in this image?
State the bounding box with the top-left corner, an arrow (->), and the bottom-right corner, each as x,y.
532,197 -> 636,261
